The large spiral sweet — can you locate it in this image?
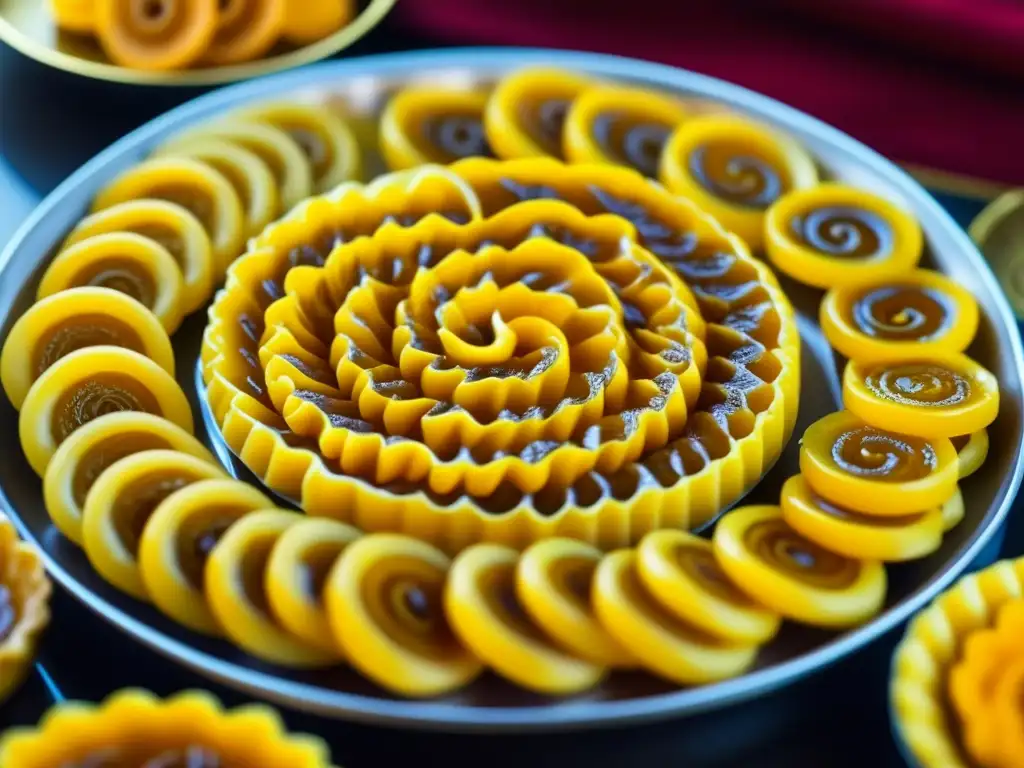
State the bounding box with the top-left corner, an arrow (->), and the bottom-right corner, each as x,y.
830,426 -> 937,482
790,207 -> 893,259
687,147 -> 783,211
202,160 -> 799,551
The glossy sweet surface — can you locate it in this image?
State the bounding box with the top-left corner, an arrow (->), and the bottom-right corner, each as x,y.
765,183 -> 922,288
446,543 -> 603,695
42,412 -> 214,547
38,233 -> 186,335
1,287 -> 175,412
843,353 -> 999,439
92,156 -> 245,274
0,689 -> 334,767
799,410 -> 958,516
201,160 -> 799,551
19,346 -> 194,476
821,269 -> 980,361
380,89 -> 493,169
64,199 -> 216,314
563,85 -> 688,178
780,474 -> 943,562
138,479 -> 271,635
660,115 -> 818,250
82,449 -> 225,599
0,514 -> 51,705
713,505 -> 887,628
484,68 -> 591,160
328,533 -> 482,697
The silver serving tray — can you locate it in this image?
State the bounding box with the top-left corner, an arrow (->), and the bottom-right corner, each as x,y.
1,49 -> 1021,732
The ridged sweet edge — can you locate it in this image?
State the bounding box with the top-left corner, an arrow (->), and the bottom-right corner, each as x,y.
201,162 -> 799,552
0,688 -> 337,767
890,557 -> 1024,768
0,514 -> 51,704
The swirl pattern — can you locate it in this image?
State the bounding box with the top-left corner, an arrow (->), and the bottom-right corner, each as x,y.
687,146 -> 783,210
865,364 -> 968,407
790,206 -> 893,259
831,427 -> 937,481
202,161 -> 800,550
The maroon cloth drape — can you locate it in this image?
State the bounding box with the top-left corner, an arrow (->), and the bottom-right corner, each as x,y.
397,0 -> 1024,185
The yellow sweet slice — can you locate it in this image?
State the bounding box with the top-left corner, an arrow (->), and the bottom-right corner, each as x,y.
19,346 -> 193,477
843,352 -> 999,439
515,538 -> 633,666
821,268 -> 980,360
799,410 -> 958,516
156,138 -> 279,238
1,287 -> 174,412
205,0 -> 285,66
63,199 -> 215,314
660,115 -> 818,250
38,232 -> 186,335
780,474 -> 943,562
91,157 -> 245,275
240,101 -> 361,192
43,412 -> 214,547
445,543 -> 604,695
592,549 -> 759,685
0,689 -> 334,767
380,88 -> 493,170
713,505 -> 887,628
95,0 -> 218,72
953,429 -> 989,479
138,479 -> 271,635
81,449 -> 225,600
0,514 -> 51,705
636,529 -> 781,643
206,509 -> 339,667
50,0 -> 96,32
265,516 -> 359,655
325,533 -> 482,697
282,0 -> 353,44
484,68 -> 592,160
765,182 -> 922,288
940,486 -> 965,532
163,119 -> 313,212
564,85 -> 689,178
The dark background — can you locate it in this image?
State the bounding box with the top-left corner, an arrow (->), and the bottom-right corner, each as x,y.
0,15 -> 1017,767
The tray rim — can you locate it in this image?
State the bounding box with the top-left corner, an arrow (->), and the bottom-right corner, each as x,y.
1,47 -> 1022,732
0,0 -> 397,87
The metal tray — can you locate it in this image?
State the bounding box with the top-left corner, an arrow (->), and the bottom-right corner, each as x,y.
1,49 -> 1021,732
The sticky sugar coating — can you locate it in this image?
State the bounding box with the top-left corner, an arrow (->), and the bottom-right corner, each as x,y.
660,115 -> 818,250
64,199 -> 215,314
92,156 -> 245,275
765,182 -> 922,288
1,287 -> 174,411
201,160 -> 799,551
713,505 -> 887,628
563,84 -> 689,178
380,88 -> 494,170
821,268 -> 979,361
484,68 -> 592,160
82,449 -> 225,600
0,689 -> 335,768
94,0 -> 219,72
0,514 -> 51,705
799,410 -> 958,517
843,352 -> 999,439
19,346 -> 194,477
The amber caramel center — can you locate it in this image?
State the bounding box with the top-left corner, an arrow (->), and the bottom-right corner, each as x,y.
747,520 -> 858,589
790,206 -> 893,259
34,316 -> 146,378
72,260 -> 157,308
72,433 -> 173,507
831,427 -> 937,481
52,374 -> 162,446
674,544 -> 751,604
123,0 -> 189,41
177,510 -> 239,588
688,142 -> 786,209
851,286 -> 952,341
111,471 -> 199,556
865,363 -> 970,408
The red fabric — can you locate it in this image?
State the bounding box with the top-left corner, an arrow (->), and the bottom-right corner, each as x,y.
396,0 -> 1024,185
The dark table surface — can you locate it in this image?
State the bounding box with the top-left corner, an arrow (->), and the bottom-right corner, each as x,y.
0,18 -> 1020,767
